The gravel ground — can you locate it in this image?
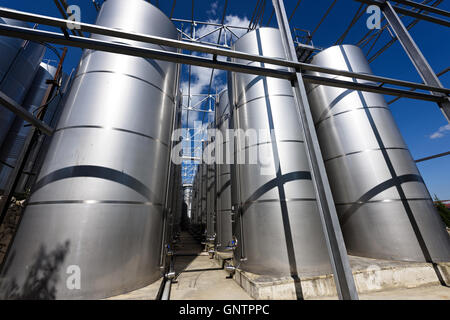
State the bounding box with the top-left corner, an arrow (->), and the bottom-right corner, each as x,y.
0,197 -> 25,265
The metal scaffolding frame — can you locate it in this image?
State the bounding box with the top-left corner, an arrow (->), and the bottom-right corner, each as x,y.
0,0 -> 448,300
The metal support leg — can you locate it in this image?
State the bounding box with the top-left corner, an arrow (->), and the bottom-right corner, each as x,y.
382,0 -> 450,122
0,128 -> 38,225
272,0 -> 359,300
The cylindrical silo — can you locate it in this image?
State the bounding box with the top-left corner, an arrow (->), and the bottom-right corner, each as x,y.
206,124 -> 216,241
215,90 -> 233,251
229,28 -> 331,277
201,162 -> 208,233
306,45 -> 450,262
0,0 -> 179,299
194,168 -> 203,238
0,17 -> 45,149
206,163 -> 215,240
0,62 -> 66,192
184,187 -> 192,220
191,175 -> 198,224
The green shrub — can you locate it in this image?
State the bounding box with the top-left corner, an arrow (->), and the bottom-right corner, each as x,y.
434,196 -> 450,228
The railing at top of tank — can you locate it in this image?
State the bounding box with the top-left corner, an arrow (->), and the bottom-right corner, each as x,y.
171,18 -> 248,49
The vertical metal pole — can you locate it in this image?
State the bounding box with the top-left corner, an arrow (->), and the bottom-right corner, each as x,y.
160,57 -> 182,270
381,0 -> 450,122
214,93 -> 220,249
230,66 -> 246,261
272,0 -> 358,300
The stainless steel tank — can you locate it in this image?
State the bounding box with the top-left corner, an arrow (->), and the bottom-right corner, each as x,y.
201,162 -> 208,229
0,63 -> 63,192
206,162 -> 215,239
0,0 -> 179,299
184,187 -> 192,219
229,28 -> 331,277
191,174 -> 198,224
206,124 -> 216,240
306,45 -> 450,262
0,17 -> 45,148
216,90 -> 233,251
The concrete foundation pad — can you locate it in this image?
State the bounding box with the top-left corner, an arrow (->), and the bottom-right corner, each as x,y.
106,278 -> 163,300
233,255 -> 450,300
214,251 -> 233,267
234,269 -> 299,300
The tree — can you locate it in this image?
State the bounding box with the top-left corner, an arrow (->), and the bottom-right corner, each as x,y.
434,195 -> 450,228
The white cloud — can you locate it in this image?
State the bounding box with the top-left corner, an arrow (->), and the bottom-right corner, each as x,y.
430,124 -> 450,139
180,3 -> 250,131
180,14 -> 250,96
207,1 -> 219,16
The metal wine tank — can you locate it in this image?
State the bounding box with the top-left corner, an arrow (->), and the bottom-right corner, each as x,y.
306,44 -> 450,262
206,124 -> 216,240
0,0 -> 180,299
215,90 -> 233,251
229,28 -> 331,277
0,17 -> 45,147
201,163 -> 208,230
0,62 -> 66,192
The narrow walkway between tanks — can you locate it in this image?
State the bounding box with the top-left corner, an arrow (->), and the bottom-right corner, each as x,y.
169,232 -> 252,300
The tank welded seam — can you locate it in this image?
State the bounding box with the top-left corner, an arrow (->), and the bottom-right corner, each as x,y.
0,159 -> 14,169
305,72 -> 374,94
81,45 -> 171,77
243,198 -> 317,205
324,147 -> 409,162
218,172 -> 230,177
315,106 -> 391,127
27,200 -> 163,206
339,46 -> 440,270
54,126 -> 169,148
243,59 -> 286,67
241,139 -> 305,151
335,198 -> 433,206
236,94 -> 295,109
73,70 -> 175,102
89,25 -> 176,52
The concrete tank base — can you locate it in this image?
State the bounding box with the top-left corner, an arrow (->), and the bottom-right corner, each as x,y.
232,256 -> 450,300
106,278 -> 163,300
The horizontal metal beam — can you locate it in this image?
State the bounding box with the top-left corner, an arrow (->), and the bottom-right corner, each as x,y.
415,151 -> 450,163
0,23 -> 293,81
2,24 -> 444,104
303,64 -> 450,95
0,91 -> 53,136
171,18 -> 249,30
381,1 -> 450,121
0,29 -> 447,104
1,8 -> 449,96
303,74 -> 445,102
393,0 -> 450,17
354,0 -> 450,27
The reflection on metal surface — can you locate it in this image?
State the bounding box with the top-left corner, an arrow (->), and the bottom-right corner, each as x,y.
0,18 -> 45,190
307,44 -> 450,262
216,90 -> 233,252
229,28 -> 332,277
54,126 -> 169,147
0,0 -> 179,299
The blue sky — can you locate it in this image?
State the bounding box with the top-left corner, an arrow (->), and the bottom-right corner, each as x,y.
1,0 -> 449,199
